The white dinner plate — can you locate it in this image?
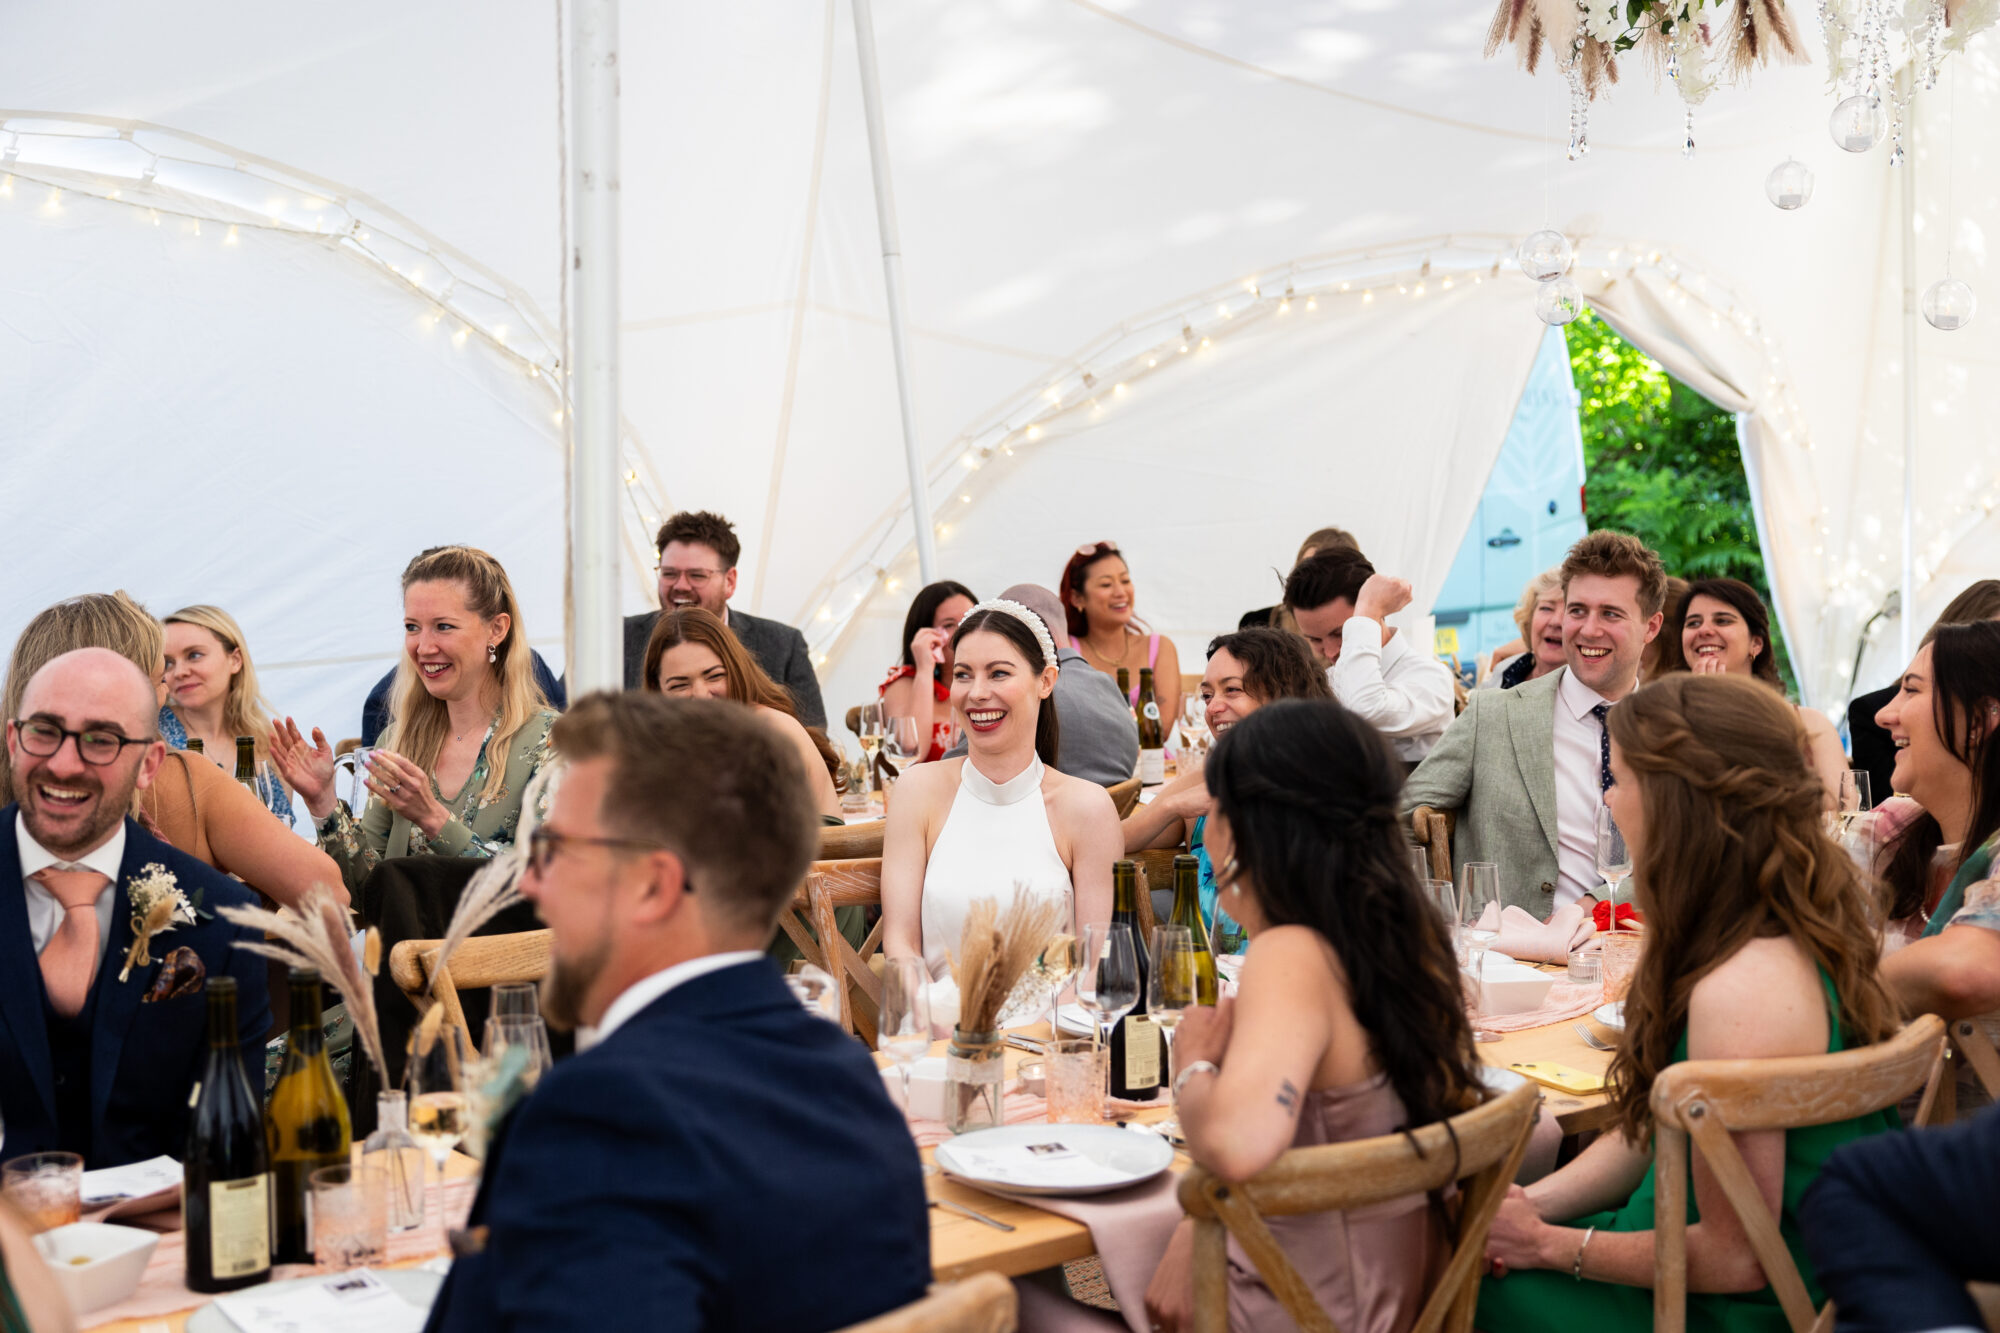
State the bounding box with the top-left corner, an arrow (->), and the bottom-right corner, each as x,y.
1593,1000 -> 1626,1031
184,1267 -> 443,1332
1053,1003 -> 1095,1037
937,1122 -> 1175,1197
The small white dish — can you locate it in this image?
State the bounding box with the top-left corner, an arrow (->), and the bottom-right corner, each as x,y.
1469,953 -> 1556,1016
1593,1000 -> 1626,1031
881,1055 -> 949,1120
937,1122 -> 1174,1196
1476,1064 -> 1529,1095
32,1221 -> 160,1314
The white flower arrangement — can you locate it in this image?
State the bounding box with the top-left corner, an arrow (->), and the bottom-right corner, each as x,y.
118,862 -> 196,982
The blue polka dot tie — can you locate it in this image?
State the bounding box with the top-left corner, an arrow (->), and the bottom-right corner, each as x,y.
1589,703 -> 1612,793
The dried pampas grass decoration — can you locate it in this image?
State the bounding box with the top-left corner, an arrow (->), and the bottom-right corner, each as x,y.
948,890 -> 1066,1034
220,886 -> 389,1083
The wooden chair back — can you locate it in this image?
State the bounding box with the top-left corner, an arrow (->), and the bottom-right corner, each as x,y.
845,704 -> 864,739
836,1272 -> 1017,1333
388,930 -> 552,1051
1179,1076 -> 1540,1333
822,819 -> 886,860
807,857 -> 887,1043
1410,805 -> 1456,884
1181,671 -> 1204,701
1649,1014 -> 1947,1333
1131,848 -> 1178,940
1106,777 -> 1143,818
334,737 -> 364,758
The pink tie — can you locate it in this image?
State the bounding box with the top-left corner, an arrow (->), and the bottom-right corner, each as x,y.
33,867 -> 108,1018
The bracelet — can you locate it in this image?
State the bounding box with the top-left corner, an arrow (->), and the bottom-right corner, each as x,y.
1172,1060 -> 1220,1100
1571,1225 -> 1597,1282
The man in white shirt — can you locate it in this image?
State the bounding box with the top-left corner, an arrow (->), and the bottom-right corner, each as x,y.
424,691 -> 929,1333
1403,531 -> 1666,917
1284,548 -> 1457,764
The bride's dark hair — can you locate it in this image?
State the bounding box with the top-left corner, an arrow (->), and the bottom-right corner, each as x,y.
1204,699 -> 1483,1129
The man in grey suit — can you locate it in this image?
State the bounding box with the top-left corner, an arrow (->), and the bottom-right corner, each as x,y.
1402,531 -> 1666,919
621,511 -> 828,729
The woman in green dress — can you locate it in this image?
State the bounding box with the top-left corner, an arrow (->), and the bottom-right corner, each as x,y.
270,545 -> 558,893
1478,674 -> 1902,1332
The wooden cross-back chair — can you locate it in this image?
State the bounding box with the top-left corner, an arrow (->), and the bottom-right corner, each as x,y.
835,1271 -> 1017,1333
1649,1014 -> 1947,1333
1410,805 -> 1456,884
1179,1075 -> 1540,1333
1927,1017 -> 2000,1126
808,857 -> 887,1044
1106,777 -> 1143,818
388,930 -> 552,1051
774,823 -> 889,974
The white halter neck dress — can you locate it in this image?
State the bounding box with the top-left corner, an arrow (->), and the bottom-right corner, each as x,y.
920,754 -> 1073,981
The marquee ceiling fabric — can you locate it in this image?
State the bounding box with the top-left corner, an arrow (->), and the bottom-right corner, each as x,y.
2,0 -> 1994,727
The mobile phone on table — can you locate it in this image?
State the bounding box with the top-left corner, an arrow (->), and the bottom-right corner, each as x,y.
1508,1062 -> 1606,1095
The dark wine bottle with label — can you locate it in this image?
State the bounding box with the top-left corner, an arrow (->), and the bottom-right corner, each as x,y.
265,968 -> 351,1265
1107,860 -> 1162,1100
186,737 -> 205,756
232,736 -> 257,794
1168,853 -> 1220,1007
185,977 -> 271,1293
1135,668 -> 1166,786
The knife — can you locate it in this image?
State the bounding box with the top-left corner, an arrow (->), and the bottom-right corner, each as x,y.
930,1197 -> 1015,1231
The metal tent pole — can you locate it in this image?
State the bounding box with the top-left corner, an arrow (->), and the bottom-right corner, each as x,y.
1899,66 -> 1920,664
852,0 -> 939,583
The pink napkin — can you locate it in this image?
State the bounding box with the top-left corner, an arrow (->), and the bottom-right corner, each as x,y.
1475,901 -> 1594,964
974,1173 -> 1184,1333
1473,976 -> 1605,1033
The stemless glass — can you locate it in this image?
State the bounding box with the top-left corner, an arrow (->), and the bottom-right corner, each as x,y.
1076,923 -> 1139,1054
309,1163 -> 387,1270
1458,862 -> 1501,1044
877,957 -> 933,1115
1,1152 -> 81,1232
406,1024 -> 476,1188
1595,804 -> 1632,933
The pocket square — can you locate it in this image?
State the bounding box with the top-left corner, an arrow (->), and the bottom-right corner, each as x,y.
141,947 -> 206,1003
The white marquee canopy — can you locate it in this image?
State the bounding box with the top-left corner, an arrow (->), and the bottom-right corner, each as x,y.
3,1 -> 1995,733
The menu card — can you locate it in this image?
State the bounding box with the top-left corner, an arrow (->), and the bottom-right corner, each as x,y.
212,1269 -> 429,1333
945,1139 -> 1133,1189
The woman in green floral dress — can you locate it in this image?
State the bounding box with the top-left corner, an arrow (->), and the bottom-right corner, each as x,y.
1477,675 -> 1903,1333
271,546 -> 558,893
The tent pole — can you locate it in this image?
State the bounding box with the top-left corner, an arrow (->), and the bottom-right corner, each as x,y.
567,0 -> 623,693
1898,69 -> 1919,665
852,0 -> 939,584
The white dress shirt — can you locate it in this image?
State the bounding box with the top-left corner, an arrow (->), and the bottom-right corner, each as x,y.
1329,617 -> 1457,763
19,813 -> 125,956
579,950 -> 765,1051
1551,669 -> 1614,908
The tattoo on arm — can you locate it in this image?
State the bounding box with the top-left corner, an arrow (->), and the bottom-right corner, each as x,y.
1275,1079 -> 1301,1117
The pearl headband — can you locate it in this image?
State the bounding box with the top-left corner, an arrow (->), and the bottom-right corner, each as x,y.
963,598 -> 1059,668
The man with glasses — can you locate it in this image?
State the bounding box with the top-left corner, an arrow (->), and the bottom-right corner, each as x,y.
621,510 -> 827,728
423,692 -> 928,1332
0,648 -> 269,1166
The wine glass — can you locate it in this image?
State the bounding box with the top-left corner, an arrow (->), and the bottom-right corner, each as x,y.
1035,927 -> 1080,1021
1076,923 -> 1139,1055
406,1023 -> 476,1190
1422,879 -> 1459,939
877,958 -> 932,1116
1458,862 -> 1501,1044
483,1015 -> 554,1090
490,981 -> 540,1021
1408,847 -> 1430,885
883,716 -> 925,774
1178,697 -> 1210,757
1595,804 -> 1632,934
1148,926 -> 1198,1064
1838,770 -> 1872,833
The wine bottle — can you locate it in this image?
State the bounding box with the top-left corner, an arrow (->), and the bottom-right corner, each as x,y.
185,978 -> 271,1293
186,737 -> 205,756
232,736 -> 257,794
1116,667 -> 1131,708
1168,853 -> 1221,1007
265,968 -> 351,1265
1135,668 -> 1166,786
1107,860 -> 1162,1100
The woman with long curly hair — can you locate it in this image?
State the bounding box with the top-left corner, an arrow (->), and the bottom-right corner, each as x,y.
1133,698 -> 1484,1333
1479,674 -> 1900,1331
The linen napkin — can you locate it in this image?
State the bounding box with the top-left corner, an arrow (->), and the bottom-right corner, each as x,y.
966,1173 -> 1183,1333
1474,901 -> 1594,964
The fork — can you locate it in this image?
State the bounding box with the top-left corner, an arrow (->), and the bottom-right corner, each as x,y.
1572,1022 -> 1615,1052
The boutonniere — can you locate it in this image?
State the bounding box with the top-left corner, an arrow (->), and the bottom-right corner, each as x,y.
118,862 -> 197,982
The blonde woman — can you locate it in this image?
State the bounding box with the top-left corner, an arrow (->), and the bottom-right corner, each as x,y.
1481,567 -> 1564,691
0,591 -> 344,907
161,604 -> 292,823
271,546 -> 558,893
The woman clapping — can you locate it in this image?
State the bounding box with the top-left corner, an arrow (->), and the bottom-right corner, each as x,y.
271,546 -> 557,892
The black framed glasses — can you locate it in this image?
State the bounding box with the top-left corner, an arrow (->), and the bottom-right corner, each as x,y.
526,827 -> 682,880
12,718 -> 153,766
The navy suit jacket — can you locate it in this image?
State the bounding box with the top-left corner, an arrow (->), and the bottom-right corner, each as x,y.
425,959 -> 930,1333
0,811 -> 271,1167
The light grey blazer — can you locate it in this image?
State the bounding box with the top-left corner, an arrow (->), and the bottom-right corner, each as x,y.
1400,668 -> 1565,919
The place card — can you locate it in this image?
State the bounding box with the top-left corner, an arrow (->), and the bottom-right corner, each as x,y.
212,1269 -> 428,1333
945,1139 -> 1132,1188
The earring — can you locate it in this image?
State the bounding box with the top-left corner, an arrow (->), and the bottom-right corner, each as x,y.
488,645 -> 498,664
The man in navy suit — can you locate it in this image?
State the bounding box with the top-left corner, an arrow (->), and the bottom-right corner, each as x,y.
0,648 -> 269,1167
425,691 -> 929,1333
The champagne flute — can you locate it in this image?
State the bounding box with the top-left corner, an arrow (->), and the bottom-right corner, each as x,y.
1595,804 -> 1632,934
1458,861 -> 1501,1044
1076,923 -> 1139,1056
1838,770 -> 1872,833
878,959 -> 933,1138
406,1024 -> 476,1192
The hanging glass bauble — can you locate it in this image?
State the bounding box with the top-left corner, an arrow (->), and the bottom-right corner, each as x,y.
1764,158 -> 1814,210
1516,229 -> 1574,282
1922,277 -> 1976,331
1829,95 -> 1886,153
1535,276 -> 1586,326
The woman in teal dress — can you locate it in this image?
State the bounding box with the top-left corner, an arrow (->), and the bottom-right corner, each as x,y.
1119,627 -> 1329,953
1478,674 -> 1903,1332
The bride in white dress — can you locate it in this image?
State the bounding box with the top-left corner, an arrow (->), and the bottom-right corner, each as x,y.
881,598 -> 1120,980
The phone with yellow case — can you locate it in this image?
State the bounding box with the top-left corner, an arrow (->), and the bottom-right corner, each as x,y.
1508,1062 -> 1606,1095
